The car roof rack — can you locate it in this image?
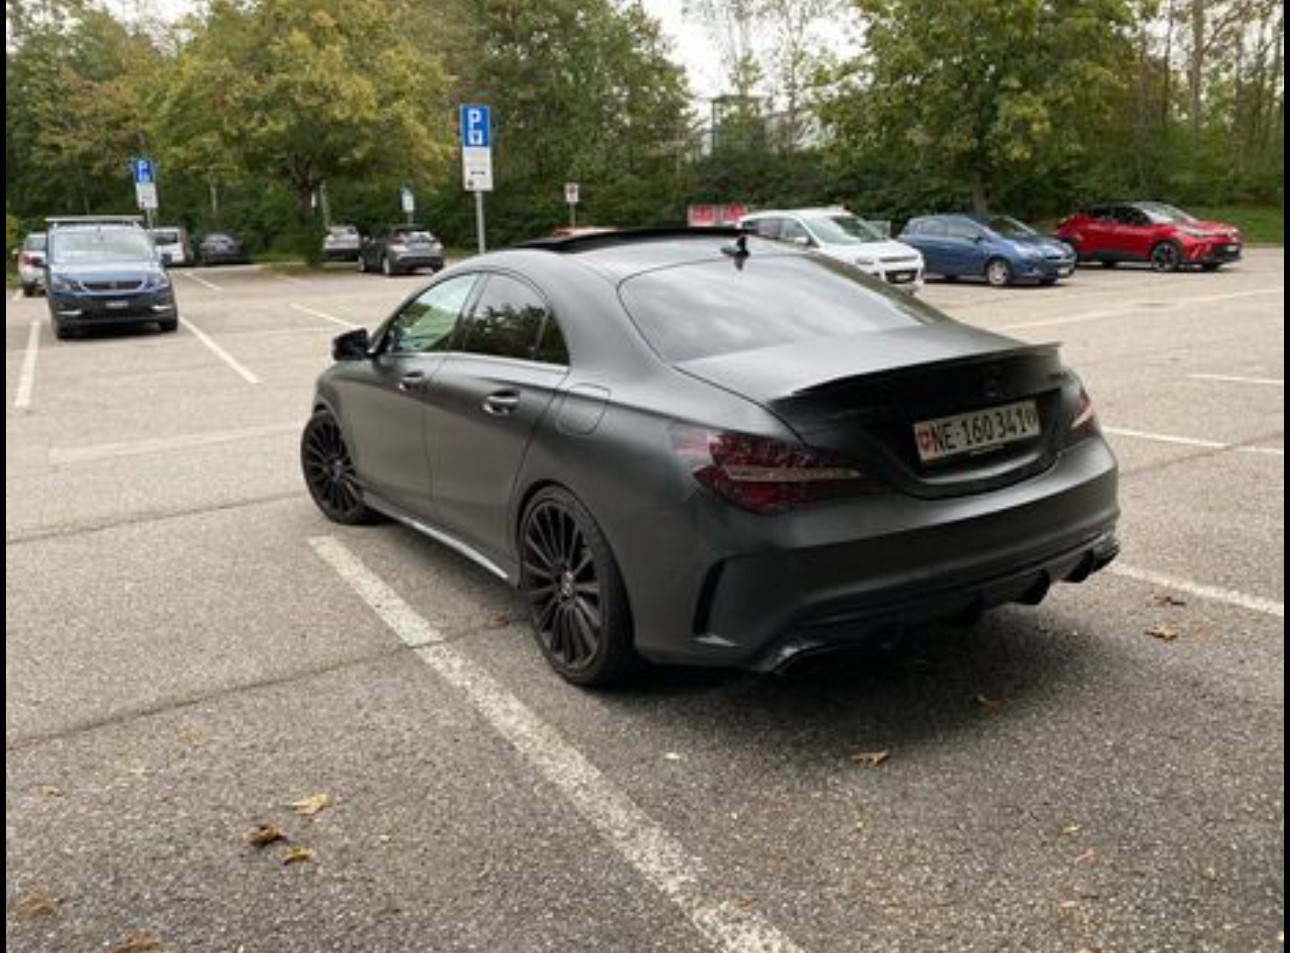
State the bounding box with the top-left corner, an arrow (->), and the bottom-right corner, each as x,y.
46,215 -> 144,228
518,226 -> 740,252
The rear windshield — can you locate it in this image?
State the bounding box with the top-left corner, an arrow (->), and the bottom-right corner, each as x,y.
23,233 -> 47,251
151,229 -> 182,244
392,228 -> 435,241
619,254 -> 945,363
49,228 -> 154,263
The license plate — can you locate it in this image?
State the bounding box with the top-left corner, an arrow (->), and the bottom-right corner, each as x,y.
886,270 -> 915,284
914,400 -> 1041,463
105,300 -> 129,310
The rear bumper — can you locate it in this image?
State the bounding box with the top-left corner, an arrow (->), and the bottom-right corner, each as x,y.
390,254 -> 444,272
620,438 -> 1119,669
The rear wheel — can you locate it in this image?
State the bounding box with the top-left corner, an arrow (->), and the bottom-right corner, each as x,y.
300,410 -> 381,525
520,486 -> 641,686
1150,241 -> 1183,273
985,257 -> 1013,288
381,254 -> 394,277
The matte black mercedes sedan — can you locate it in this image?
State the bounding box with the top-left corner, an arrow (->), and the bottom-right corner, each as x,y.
302,229 -> 1119,686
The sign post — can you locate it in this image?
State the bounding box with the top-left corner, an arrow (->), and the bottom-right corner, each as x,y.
132,157 -> 158,229
460,105 -> 493,255
564,182 -> 579,229
400,184 -> 415,225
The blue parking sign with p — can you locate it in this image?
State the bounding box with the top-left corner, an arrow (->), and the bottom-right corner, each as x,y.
461,106 -> 490,149
133,157 -> 155,184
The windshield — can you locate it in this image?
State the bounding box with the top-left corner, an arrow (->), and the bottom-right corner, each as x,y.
1136,202 -> 1197,224
804,214 -> 885,245
619,254 -> 944,363
24,233 -> 47,251
50,228 -> 155,263
151,229 -> 182,244
980,216 -> 1037,238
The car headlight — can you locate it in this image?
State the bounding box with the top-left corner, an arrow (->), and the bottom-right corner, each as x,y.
145,271 -> 172,290
48,275 -> 78,293
1181,228 -> 1209,239
1014,243 -> 1041,258
854,257 -> 876,267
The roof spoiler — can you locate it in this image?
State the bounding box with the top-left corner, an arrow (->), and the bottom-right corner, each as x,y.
517,226 -> 740,252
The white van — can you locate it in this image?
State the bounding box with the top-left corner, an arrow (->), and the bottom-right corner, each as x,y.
148,226 -> 191,267
739,207 -> 925,293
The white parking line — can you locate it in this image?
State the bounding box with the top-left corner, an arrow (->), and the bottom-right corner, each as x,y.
49,423 -> 297,465
275,273 -> 311,287
178,270 -> 223,291
290,302 -> 358,329
1189,373 -> 1284,387
1000,286 -> 1284,331
1103,426 -> 1284,457
308,536 -> 807,953
1110,563 -> 1284,619
14,319 -> 41,409
182,317 -> 261,384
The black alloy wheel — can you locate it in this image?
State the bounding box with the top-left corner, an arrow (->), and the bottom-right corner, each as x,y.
1150,241 -> 1183,272
300,410 -> 379,524
520,487 -> 639,686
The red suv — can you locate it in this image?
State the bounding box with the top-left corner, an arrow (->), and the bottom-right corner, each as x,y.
1056,202 -> 1242,272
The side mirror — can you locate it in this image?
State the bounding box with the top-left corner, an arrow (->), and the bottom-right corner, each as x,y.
332,328 -> 371,361
792,235 -> 813,248
160,252 -> 173,266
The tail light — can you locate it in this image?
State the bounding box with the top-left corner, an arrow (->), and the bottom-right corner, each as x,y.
1068,385 -> 1100,443
670,426 -> 885,514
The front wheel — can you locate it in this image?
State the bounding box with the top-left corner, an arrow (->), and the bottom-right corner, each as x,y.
985,257 -> 1013,288
158,317 -> 179,333
1201,262 -> 1222,272
21,283 -> 36,298
300,410 -> 381,525
520,487 -> 641,686
381,255 -> 394,277
356,253 -> 367,274
1150,241 -> 1183,272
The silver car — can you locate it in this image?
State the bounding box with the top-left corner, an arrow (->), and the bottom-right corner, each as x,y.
322,224 -> 361,262
16,232 -> 47,297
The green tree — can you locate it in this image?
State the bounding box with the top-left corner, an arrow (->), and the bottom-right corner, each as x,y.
826,0 -> 1137,214
155,0 -> 454,255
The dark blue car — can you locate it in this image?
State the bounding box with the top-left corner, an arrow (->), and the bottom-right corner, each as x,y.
900,214 -> 1076,287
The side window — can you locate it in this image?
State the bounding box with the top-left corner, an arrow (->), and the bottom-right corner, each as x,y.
946,220 -> 979,240
460,274 -> 549,361
384,274 -> 477,354
534,315 -> 570,365
1113,207 -> 1143,226
748,218 -> 781,240
780,219 -> 811,244
921,219 -> 949,237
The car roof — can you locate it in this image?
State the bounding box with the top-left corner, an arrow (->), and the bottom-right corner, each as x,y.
742,206 -> 851,220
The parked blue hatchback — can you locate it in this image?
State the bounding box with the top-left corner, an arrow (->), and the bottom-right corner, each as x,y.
900,214 -> 1076,287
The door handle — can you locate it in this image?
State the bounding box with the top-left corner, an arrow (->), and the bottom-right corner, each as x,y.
482,390 -> 520,416
398,371 -> 427,392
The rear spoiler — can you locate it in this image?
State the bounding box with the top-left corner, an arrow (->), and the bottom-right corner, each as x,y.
791,342 -> 1061,397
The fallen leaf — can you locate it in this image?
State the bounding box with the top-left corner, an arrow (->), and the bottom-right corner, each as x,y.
663,752 -> 683,762
848,750 -> 890,768
14,890 -> 59,919
1061,824 -> 1084,837
247,825 -> 286,848
1151,594 -> 1187,607
35,784 -> 65,798
1076,948 -> 1105,953
177,729 -> 203,745
107,932 -> 162,953
289,793 -> 331,817
1072,849 -> 1098,866
975,694 -> 1007,713
853,817 -> 867,832
281,845 -> 314,866
1145,623 -> 1181,642
728,896 -> 755,911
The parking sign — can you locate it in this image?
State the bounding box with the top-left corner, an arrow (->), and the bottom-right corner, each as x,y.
460,106 -> 490,149
460,104 -> 493,192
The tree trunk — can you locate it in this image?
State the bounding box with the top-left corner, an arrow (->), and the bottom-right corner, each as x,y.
969,169 -> 988,214
1189,0 -> 1205,150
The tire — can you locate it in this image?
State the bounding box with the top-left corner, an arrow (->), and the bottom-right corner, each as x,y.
381,254 -> 394,277
1150,241 -> 1183,273
357,253 -> 368,274
1201,262 -> 1222,272
158,317 -> 179,333
53,319 -> 74,340
300,410 -> 382,525
21,283 -> 35,298
519,486 -> 642,687
985,257 -> 1013,288
1100,260 -> 1118,268
1039,277 -> 1058,286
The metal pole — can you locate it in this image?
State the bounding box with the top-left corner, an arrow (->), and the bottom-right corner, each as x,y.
475,190 -> 486,255
570,203 -> 576,229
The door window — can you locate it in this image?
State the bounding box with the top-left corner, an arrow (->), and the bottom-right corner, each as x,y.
779,219 -> 812,245
920,219 -> 949,237
384,274 -> 477,354
946,220 -> 980,241
459,274 -> 551,361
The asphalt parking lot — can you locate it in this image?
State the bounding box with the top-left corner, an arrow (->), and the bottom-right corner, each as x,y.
6,250 -> 1284,953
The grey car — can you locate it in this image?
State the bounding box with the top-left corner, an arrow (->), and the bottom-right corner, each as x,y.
322,224 -> 361,262
301,229 -> 1119,686
357,224 -> 445,276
